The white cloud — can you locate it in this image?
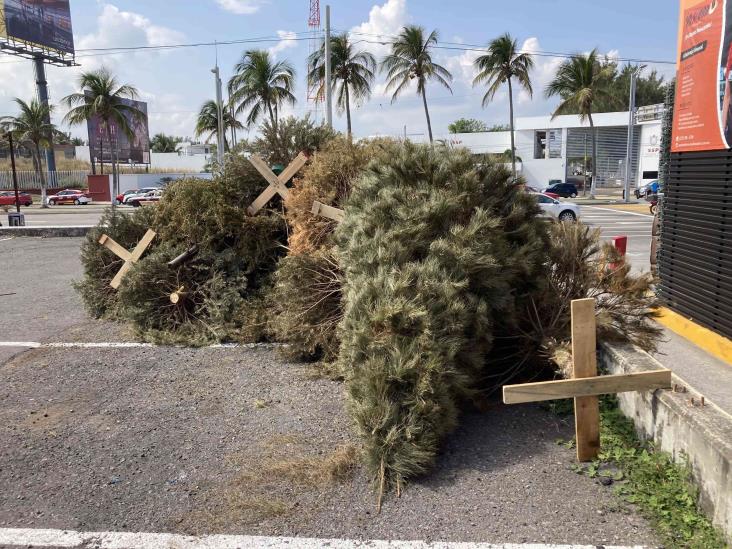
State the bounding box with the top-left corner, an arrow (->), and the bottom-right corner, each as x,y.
517,37 -> 563,106
350,0 -> 409,58
215,0 -> 263,15
268,30 -> 298,59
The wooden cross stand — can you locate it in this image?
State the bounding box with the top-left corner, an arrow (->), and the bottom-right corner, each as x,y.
247,152 -> 308,215
98,229 -> 156,289
503,298 -> 671,461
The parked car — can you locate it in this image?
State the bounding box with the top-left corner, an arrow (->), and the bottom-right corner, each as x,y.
525,185 -> 560,199
544,182 -> 579,198
635,180 -> 659,199
128,189 -> 163,208
0,191 -> 33,207
122,187 -> 160,204
533,193 -> 580,222
115,189 -> 139,205
48,189 -> 91,205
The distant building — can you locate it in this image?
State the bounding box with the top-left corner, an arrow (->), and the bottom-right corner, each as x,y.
176,142 -> 213,156
409,106 -> 663,191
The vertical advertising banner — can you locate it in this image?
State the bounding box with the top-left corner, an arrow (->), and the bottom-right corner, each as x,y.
86,97 -> 151,165
672,0 -> 732,151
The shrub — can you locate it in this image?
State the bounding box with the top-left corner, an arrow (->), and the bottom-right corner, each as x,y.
335,144 -> 549,504
77,168 -> 287,344
522,222 -> 661,377
268,248 -> 343,362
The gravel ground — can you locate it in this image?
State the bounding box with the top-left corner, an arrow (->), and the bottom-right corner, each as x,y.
0,345 -> 658,545
0,237 -> 660,545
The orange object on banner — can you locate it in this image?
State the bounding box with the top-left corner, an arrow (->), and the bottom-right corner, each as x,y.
672,0 -> 730,152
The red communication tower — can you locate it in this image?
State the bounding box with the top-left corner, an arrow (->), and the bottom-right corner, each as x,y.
307,0 -> 324,112
308,0 -> 321,27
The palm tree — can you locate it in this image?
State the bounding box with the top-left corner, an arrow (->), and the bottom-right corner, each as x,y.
308,33 -> 376,138
228,50 -> 296,132
150,133 -> 181,153
194,100 -> 244,151
545,50 -> 614,198
473,33 -> 534,180
382,26 -> 453,143
1,98 -> 56,207
62,68 -> 145,202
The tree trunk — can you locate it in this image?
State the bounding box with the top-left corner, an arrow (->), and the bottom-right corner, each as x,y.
507,77 -> 517,181
345,81 -> 352,141
33,144 -> 48,208
267,102 -> 277,133
589,112 -> 597,199
421,84 -> 433,144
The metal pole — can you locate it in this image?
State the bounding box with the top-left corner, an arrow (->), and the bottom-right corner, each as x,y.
324,5 -> 333,129
624,70 -> 637,203
8,133 -> 21,213
211,65 -> 225,167
583,134 -> 588,197
33,57 -> 56,184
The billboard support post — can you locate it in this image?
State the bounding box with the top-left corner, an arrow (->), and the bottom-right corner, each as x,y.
33,56 -> 56,189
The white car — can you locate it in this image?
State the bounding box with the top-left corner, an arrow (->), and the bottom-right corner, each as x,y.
533,193 -> 580,222
122,187 -> 160,204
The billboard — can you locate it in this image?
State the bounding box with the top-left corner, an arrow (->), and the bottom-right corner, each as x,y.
0,0 -> 74,54
87,97 -> 151,165
672,0 -> 732,151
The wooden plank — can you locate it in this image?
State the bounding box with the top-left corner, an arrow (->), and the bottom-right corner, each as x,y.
248,154 -> 281,187
571,298 -> 601,462
311,201 -> 345,222
110,261 -> 133,289
99,235 -> 132,262
278,152 -> 308,183
247,185 -> 278,215
502,370 -> 672,404
130,229 -> 156,262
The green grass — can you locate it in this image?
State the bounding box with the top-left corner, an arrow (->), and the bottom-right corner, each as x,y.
557,397 -> 728,548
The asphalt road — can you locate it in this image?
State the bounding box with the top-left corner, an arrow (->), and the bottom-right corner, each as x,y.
580,206 -> 653,272
1,204 -> 107,227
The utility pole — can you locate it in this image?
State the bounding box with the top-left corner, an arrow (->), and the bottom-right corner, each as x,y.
624,69 -> 638,203
212,64 -> 225,167
8,133 -> 21,213
583,134 -> 588,197
324,4 -> 333,129
33,56 -> 56,194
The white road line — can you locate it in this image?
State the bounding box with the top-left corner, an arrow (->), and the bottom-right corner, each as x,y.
0,528 -> 650,549
583,207 -> 653,218
0,341 -> 283,349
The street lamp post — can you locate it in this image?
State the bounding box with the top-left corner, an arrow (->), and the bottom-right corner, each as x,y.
8,132 -> 21,213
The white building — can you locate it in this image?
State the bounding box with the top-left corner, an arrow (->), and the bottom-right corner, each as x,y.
74,145 -> 211,173
412,106 -> 663,191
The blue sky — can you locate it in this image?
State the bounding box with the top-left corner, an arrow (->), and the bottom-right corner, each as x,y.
0,0 -> 681,141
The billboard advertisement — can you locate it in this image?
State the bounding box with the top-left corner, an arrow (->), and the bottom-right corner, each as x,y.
672,0 -> 732,152
0,0 -> 75,54
87,97 -> 151,165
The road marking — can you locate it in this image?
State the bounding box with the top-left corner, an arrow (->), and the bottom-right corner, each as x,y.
0,341 -> 283,349
0,528 -> 650,549
584,207 -> 653,219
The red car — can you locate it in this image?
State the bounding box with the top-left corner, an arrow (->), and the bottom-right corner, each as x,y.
0,191 -> 33,207
48,189 -> 92,205
525,185 -> 559,200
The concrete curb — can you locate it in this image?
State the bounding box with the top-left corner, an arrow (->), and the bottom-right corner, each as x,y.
0,225 -> 93,237
601,342 -> 732,542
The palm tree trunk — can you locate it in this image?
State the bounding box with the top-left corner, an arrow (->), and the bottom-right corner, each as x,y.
267,102 -> 277,132
345,81 -> 352,140
421,85 -> 433,144
33,144 -> 48,208
589,112 -> 597,199
507,77 -> 517,180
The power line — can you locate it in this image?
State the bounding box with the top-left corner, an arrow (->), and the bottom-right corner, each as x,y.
339,29 -> 676,66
